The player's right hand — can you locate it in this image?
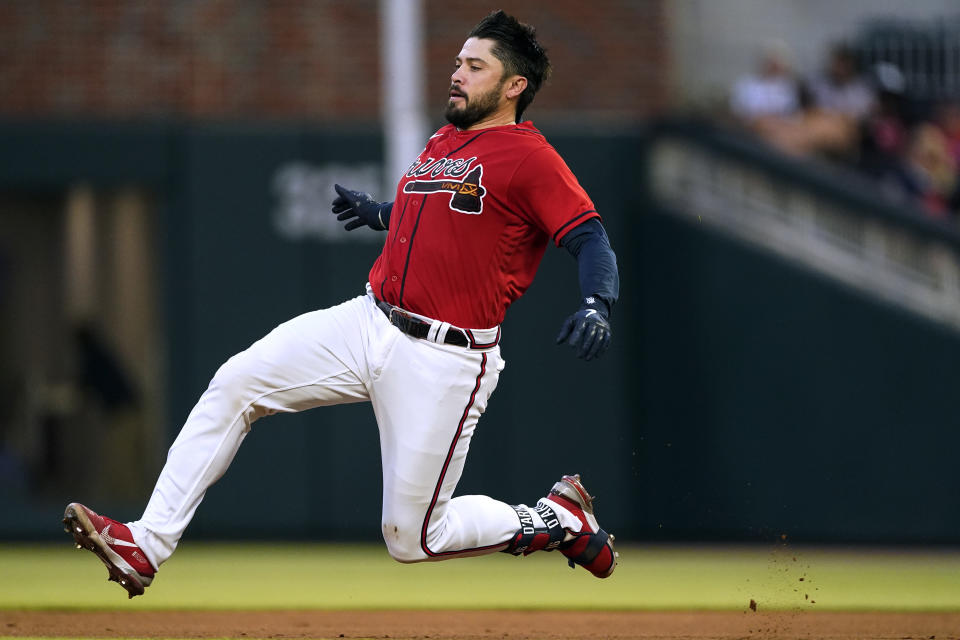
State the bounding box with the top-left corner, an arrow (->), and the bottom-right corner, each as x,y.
332,184 -> 390,231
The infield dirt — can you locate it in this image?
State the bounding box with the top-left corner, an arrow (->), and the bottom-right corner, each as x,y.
3,610 -> 959,639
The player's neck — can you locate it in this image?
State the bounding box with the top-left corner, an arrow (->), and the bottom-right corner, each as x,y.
461,108 -> 518,132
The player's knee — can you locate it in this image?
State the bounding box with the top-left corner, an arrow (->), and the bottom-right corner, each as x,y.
381,523 -> 428,563
204,351 -> 270,425
210,350 -> 255,387
385,545 -> 425,564
208,350 -> 270,407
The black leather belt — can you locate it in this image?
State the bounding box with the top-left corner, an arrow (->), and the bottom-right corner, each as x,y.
375,298 -> 469,347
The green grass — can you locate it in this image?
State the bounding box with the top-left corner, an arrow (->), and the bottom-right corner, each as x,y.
1,542 -> 959,611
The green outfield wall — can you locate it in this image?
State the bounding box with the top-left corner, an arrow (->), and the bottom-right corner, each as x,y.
0,120 -> 957,543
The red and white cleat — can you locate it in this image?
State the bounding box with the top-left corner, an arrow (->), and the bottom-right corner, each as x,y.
542,474 -> 618,578
62,502 -> 155,598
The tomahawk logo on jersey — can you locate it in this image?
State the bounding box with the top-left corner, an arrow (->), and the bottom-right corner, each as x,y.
403,165 -> 486,214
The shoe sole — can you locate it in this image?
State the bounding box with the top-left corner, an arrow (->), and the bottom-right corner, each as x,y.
62,503 -> 147,598
551,474 -> 619,579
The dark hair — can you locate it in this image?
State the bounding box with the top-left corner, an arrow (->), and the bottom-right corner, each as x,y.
468,10 -> 551,121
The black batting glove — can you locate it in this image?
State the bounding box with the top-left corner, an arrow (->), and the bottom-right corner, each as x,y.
556,297 -> 612,361
332,184 -> 389,231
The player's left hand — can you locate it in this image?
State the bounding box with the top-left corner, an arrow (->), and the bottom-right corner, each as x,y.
556,297 -> 612,361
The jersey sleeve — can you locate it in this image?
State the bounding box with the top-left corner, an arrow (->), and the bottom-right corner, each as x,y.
507,146 -> 599,246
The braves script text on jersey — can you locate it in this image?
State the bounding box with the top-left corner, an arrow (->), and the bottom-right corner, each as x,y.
370,121 -> 599,329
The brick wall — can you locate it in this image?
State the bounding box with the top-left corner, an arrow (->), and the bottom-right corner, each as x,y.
0,0 -> 668,124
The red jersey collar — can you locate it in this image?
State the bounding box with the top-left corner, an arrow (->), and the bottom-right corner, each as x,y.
447,120 -> 540,136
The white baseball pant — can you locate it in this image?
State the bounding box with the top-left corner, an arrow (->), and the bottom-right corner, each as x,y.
127,289 -> 527,569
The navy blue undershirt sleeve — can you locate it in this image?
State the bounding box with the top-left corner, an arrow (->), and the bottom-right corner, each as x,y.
379,201 -> 394,229
559,218 -> 620,316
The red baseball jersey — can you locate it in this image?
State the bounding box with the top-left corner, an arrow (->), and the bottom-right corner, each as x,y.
368,121 -> 599,329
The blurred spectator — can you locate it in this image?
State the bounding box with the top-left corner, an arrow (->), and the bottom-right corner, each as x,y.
859,62 -> 910,178
794,43 -> 876,159
888,123 -> 959,219
729,40 -> 801,122
935,100 -> 960,166
934,101 -> 960,214
727,41 -> 808,156
808,44 -> 876,121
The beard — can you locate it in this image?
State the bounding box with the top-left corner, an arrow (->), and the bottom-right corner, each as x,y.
444,80 -> 505,129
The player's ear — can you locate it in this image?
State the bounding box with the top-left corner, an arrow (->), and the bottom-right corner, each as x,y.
504,75 -> 527,99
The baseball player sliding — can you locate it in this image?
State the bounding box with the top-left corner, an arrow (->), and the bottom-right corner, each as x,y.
63,10 -> 620,598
